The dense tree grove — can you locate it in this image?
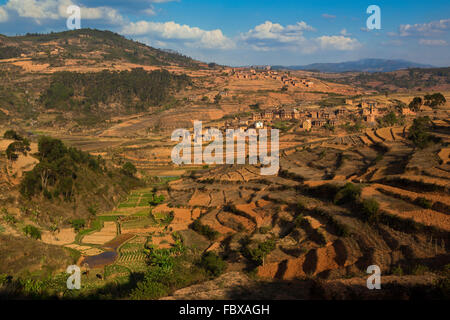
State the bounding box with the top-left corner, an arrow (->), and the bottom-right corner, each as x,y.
20,136 -> 106,200
40,69 -> 191,113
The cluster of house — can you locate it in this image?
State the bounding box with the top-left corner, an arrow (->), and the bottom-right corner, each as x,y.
248,107 -> 345,130
233,68 -> 314,88
222,99 -> 413,132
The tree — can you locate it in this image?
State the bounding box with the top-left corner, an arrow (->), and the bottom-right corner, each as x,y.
408,97 -> 422,112
35,162 -> 55,190
121,162 -> 137,177
6,140 -> 30,161
38,136 -> 67,162
3,129 -> 22,140
424,93 -> 446,108
408,116 -> 434,149
6,143 -> 19,161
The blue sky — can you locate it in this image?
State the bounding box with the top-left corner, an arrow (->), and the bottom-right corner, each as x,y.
0,0 -> 449,66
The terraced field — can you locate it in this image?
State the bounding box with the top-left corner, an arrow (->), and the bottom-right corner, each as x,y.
141,122 -> 450,286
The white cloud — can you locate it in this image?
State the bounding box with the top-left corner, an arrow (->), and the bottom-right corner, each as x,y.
121,20 -> 235,49
0,7 -> 8,22
241,21 -> 360,53
399,19 -> 450,36
419,39 -> 447,46
3,0 -> 124,24
6,0 -> 60,20
316,35 -> 361,51
240,21 -> 315,51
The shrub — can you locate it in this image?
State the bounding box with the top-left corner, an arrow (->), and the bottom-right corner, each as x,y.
392,265 -> 404,276
214,94 -> 222,104
244,237 -> 276,266
23,225 -> 42,240
121,162 -> 137,177
161,211 -> 174,225
359,198 -> 380,224
334,183 -> 362,205
412,264 -> 429,275
199,252 -> 227,277
378,111 -> 398,127
131,268 -> 172,300
70,219 -> 86,232
191,220 -> 219,240
3,212 -> 17,224
149,194 -> 165,206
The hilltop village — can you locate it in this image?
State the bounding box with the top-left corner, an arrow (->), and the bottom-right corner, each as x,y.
233,67 -> 315,89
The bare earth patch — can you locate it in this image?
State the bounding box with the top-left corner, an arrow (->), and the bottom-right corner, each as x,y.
41,228 -> 76,246
82,222 -> 117,245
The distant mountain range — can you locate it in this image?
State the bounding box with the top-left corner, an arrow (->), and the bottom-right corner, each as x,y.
272,59 -> 435,73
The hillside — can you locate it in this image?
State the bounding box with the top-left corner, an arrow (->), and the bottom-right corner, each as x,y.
275,59 -> 434,73
0,132 -> 145,276
314,67 -> 450,93
0,29 -> 201,128
0,29 -> 202,69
